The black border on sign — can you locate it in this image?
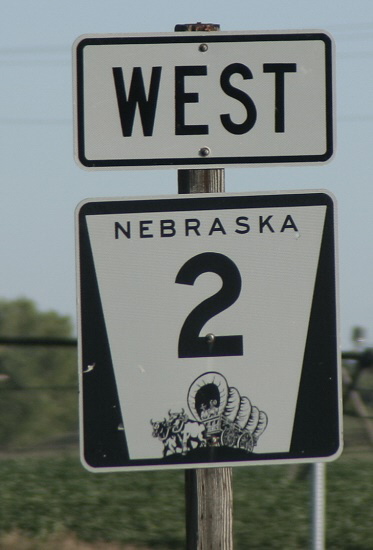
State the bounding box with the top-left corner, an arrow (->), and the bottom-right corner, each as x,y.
77,192 -> 340,470
75,32 -> 334,168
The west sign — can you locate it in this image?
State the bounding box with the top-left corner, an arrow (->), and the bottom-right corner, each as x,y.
74,31 -> 334,169
76,190 -> 342,471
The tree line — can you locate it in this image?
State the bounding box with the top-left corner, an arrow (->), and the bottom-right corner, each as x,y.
0,297 -> 77,450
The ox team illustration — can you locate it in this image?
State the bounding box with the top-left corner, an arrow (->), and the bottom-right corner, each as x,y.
76,191 -> 341,471
151,372 -> 268,457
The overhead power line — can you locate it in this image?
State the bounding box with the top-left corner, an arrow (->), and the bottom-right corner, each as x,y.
0,337 -> 77,347
0,118 -> 71,126
0,27 -> 373,64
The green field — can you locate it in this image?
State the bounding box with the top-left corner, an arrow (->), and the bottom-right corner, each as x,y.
0,447 -> 372,550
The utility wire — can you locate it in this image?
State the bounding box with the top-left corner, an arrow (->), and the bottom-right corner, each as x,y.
0,337 -> 77,346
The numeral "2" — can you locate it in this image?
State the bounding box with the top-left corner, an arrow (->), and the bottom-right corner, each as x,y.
175,252 -> 243,358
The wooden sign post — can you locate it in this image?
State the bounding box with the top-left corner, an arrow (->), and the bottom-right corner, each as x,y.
178,166 -> 233,550
178,168 -> 233,550
176,24 -> 233,550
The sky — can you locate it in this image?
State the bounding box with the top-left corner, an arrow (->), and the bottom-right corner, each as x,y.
1,1 -> 373,350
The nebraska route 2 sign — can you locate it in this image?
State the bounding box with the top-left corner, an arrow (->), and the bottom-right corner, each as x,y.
73,30 -> 334,169
76,190 -> 342,472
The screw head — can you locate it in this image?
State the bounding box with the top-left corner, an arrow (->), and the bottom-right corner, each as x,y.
205,333 -> 215,344
199,43 -> 208,52
199,146 -> 211,157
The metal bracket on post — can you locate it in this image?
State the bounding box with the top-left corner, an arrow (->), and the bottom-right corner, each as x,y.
175,22 -> 220,32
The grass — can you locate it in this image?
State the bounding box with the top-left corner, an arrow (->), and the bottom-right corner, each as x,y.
0,532 -> 142,550
0,450 -> 372,550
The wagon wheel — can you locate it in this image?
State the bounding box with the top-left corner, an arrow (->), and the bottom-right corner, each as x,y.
238,431 -> 254,453
220,425 -> 237,448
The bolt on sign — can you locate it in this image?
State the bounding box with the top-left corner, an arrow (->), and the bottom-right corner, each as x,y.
76,190 -> 342,472
73,30 -> 334,170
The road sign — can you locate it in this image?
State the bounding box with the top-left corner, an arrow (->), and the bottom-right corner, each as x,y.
76,190 -> 342,471
74,31 -> 334,170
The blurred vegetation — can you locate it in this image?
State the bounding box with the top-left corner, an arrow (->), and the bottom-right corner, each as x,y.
0,456 -> 372,549
0,297 -> 78,449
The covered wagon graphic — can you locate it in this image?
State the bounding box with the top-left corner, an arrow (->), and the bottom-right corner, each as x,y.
151,372 -> 268,457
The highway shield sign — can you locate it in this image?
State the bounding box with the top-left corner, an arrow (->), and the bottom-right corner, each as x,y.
76,190 -> 342,471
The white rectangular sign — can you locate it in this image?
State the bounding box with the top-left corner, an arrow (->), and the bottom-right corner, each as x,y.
76,191 -> 342,471
74,31 -> 334,169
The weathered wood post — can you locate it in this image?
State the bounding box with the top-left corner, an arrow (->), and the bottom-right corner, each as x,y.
179,169 -> 233,550
175,22 -> 233,550
179,172 -> 234,550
